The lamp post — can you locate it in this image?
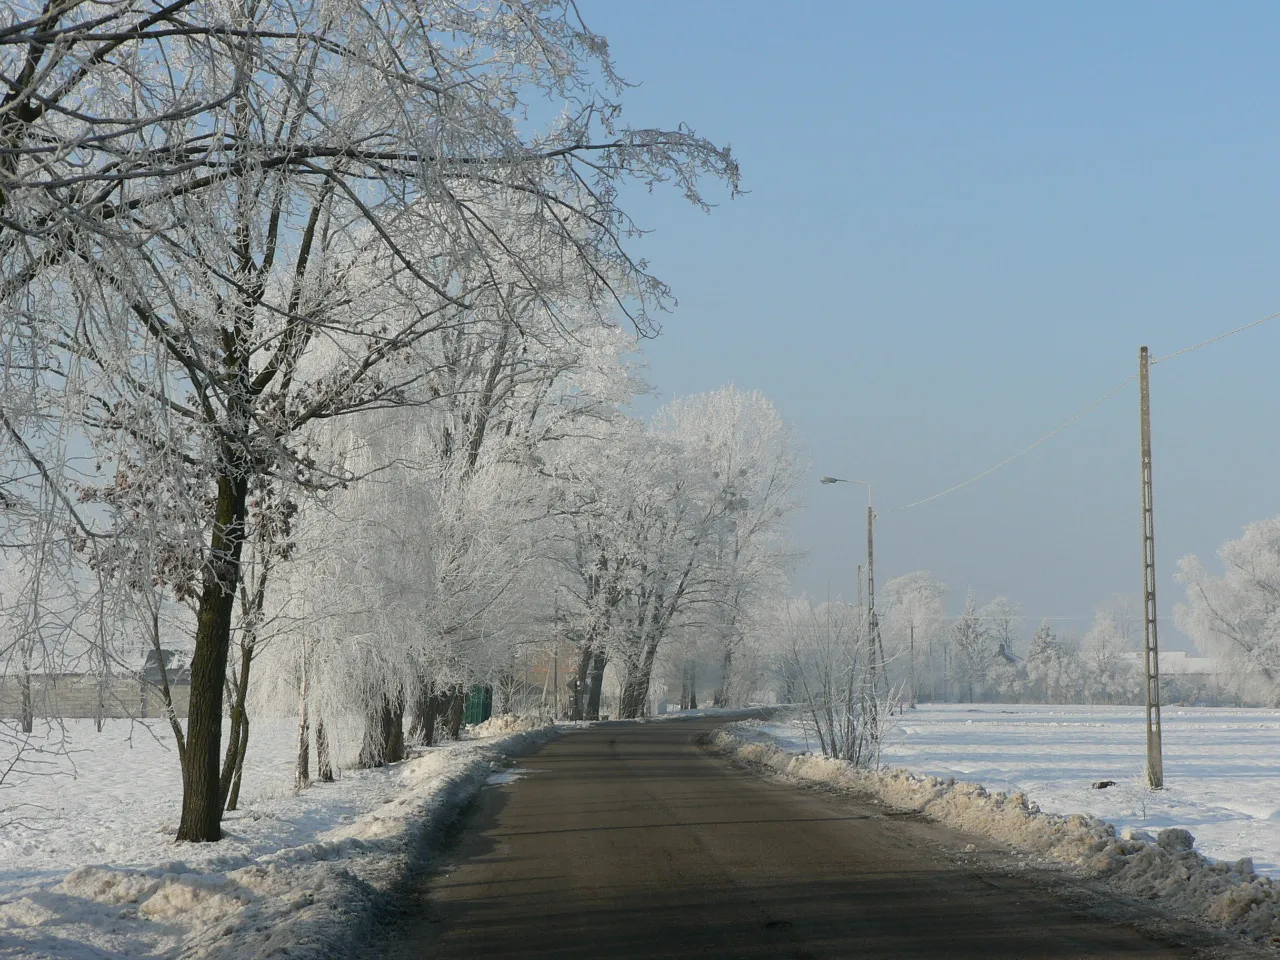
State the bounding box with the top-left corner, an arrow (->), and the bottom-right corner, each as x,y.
819,476 -> 883,699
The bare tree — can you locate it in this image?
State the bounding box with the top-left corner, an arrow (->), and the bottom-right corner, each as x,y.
778,598 -> 896,767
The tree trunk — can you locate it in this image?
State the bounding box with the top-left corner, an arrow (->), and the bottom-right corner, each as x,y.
688,660 -> 697,710
316,717 -> 334,782
619,674 -> 644,720
226,713 -> 249,810
177,471 -> 249,843
619,643 -> 660,719
94,649 -> 108,732
585,649 -> 607,720
19,670 -> 33,734
386,698 -> 405,763
219,640 -> 254,810
713,646 -> 732,707
295,656 -> 310,790
422,692 -> 445,747
570,643 -> 593,721
358,697 -> 395,768
408,677 -> 433,743
445,686 -> 465,739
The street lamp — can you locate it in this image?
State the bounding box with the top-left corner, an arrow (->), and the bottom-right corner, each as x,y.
819,475 -> 883,699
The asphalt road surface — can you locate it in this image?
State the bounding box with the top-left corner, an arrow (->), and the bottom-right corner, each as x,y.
367,717 -> 1256,960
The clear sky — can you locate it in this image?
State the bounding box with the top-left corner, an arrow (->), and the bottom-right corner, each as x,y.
587,1 -> 1280,646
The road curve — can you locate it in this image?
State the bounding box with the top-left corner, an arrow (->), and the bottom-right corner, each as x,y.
369,717 -> 1231,959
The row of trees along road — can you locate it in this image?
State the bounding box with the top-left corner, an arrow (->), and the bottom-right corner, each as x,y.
0,1 -> 771,842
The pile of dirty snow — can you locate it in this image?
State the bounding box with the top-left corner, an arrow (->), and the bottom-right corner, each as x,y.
711,722 -> 1280,944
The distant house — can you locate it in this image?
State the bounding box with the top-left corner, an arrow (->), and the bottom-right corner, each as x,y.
1118,650 -> 1261,706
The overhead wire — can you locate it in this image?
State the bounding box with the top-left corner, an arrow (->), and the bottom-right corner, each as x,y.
891,305 -> 1280,512
1151,309 -> 1280,365
894,374 -> 1137,511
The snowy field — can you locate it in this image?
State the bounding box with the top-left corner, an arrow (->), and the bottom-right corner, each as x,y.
760,703 -> 1280,877
0,716 -> 552,959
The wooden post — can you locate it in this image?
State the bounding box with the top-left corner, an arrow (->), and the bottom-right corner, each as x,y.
1139,346 -> 1165,789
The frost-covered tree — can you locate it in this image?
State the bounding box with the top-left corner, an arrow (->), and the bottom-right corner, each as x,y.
978,596 -> 1023,702
608,389 -> 801,718
1024,621 -> 1082,704
1080,597 -> 1141,704
981,596 -> 1022,658
658,387 -> 803,708
548,387 -> 802,719
3,2 -> 738,842
1176,517 -> 1280,705
950,591 -> 991,702
882,572 -> 947,705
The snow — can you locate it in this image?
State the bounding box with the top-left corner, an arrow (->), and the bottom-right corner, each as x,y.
761,703 -> 1280,877
719,703 -> 1280,943
0,716 -> 557,959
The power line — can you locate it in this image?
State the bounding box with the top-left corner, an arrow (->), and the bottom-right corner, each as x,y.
895,374 -> 1137,511
888,305 -> 1280,513
1151,308 -> 1280,365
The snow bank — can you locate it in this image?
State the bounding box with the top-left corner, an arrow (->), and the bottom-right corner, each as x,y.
0,720 -> 558,959
710,721 -> 1280,944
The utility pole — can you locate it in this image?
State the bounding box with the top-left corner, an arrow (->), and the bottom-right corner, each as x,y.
866,504 -> 883,697
819,475 -> 883,711
857,564 -> 864,610
909,622 -> 916,707
1139,345 -> 1165,789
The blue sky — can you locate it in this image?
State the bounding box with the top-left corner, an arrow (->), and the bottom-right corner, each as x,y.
588,1 -> 1280,645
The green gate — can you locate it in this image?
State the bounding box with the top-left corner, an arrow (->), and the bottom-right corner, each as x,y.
463,684 -> 493,725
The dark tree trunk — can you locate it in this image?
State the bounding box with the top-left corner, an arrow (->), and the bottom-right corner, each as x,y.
417,675 -> 448,742
19,671 -> 33,734
445,686 -> 465,739
316,718 -> 334,782
358,697 -> 398,767
585,648 -> 607,720
688,661 -> 697,710
295,680 -> 310,791
219,640 -> 253,810
226,713 -> 249,810
569,643 -> 593,721
177,471 -> 249,843
423,693 -> 447,747
387,699 -> 405,763
619,643 -> 660,719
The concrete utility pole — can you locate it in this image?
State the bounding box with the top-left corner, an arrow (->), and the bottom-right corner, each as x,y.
866,503 -> 882,696
909,622 -> 916,707
1139,346 -> 1165,789
820,476 -> 883,698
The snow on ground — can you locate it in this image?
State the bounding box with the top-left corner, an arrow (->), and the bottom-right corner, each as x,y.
720,703 -> 1280,944
758,703 -> 1280,877
0,715 -> 555,959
